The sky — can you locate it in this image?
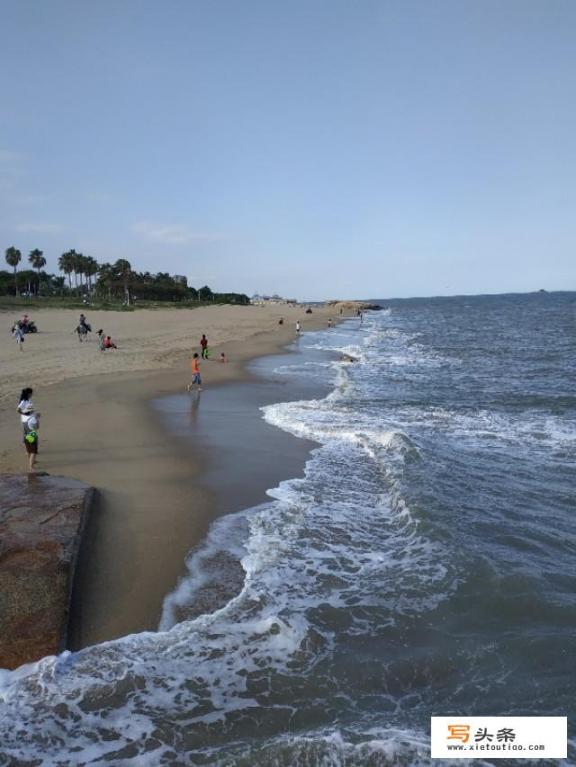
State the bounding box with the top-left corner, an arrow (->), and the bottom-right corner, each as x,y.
0,0 -> 574,300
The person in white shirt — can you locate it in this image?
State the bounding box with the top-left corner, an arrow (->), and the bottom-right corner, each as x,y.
17,387 -> 40,471
12,323 -> 24,350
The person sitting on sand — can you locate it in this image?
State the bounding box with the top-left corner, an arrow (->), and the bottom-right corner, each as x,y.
102,335 -> 118,350
187,353 -> 202,391
220,352 -> 227,363
278,317 -> 284,325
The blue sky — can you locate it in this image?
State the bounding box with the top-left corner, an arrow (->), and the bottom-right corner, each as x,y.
1,0 -> 574,299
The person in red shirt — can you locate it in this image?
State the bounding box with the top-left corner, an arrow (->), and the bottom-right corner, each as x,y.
200,334 -> 209,359
103,335 -> 117,349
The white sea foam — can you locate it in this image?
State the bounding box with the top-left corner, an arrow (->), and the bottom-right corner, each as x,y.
219,725 -> 495,767
271,359 -> 335,377
7,305 -> 562,765
0,312 -> 455,766
376,403 -> 576,453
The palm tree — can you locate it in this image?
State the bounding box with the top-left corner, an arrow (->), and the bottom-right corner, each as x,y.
59,249 -> 85,292
69,249 -> 81,291
83,256 -> 99,292
58,251 -> 74,290
114,259 -> 132,305
76,253 -> 88,293
28,249 -> 47,295
96,262 -> 115,301
5,246 -> 22,296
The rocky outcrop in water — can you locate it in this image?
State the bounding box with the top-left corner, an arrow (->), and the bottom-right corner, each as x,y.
0,473 -> 93,670
326,300 -> 384,312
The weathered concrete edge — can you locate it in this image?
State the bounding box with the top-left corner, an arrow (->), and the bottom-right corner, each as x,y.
62,485 -> 96,653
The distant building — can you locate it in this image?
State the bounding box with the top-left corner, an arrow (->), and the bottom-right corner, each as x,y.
251,293 -> 298,306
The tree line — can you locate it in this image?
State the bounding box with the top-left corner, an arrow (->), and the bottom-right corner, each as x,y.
2,246 -> 249,305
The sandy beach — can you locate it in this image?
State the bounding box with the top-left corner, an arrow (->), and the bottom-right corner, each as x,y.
0,303 -> 346,647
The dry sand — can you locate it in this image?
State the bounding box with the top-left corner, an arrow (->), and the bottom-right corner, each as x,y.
0,304 -> 327,410
0,303 -> 352,647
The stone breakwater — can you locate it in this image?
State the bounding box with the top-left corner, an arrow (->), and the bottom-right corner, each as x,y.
0,473 -> 93,670
326,300 -> 384,312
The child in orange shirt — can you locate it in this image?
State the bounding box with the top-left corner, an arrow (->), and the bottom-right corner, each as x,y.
187,353 -> 202,391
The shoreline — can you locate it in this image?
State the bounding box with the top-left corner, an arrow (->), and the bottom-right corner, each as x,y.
72,326 -> 314,647
0,305 -> 349,650
152,345 -> 336,631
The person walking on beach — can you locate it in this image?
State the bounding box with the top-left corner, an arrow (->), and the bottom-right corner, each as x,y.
328,318 -> 332,328
296,321 -> 301,334
12,322 -> 24,350
200,334 -> 209,359
188,353 -> 202,391
17,387 -> 40,471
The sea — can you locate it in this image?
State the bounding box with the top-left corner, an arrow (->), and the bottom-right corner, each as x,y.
0,291 -> 575,766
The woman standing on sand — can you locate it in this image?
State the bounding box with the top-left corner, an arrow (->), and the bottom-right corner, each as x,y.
17,387 -> 40,471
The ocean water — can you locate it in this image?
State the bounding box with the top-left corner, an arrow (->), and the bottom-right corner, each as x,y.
1,292 -> 575,766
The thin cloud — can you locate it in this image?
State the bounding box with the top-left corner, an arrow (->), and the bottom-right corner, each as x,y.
15,223 -> 62,234
133,221 -> 228,245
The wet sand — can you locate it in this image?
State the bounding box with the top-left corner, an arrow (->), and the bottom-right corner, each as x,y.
0,304 -> 352,648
